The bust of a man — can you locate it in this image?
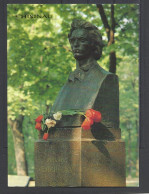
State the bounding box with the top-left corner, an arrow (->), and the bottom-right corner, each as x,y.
51,19 -> 119,129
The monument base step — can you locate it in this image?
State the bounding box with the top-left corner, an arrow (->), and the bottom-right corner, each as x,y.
35,139 -> 126,187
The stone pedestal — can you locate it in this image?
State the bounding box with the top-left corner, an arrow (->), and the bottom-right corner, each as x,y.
34,127 -> 126,187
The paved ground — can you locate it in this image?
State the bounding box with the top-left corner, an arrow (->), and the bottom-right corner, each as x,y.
126,178 -> 139,187
8,175 -> 139,187
28,178 -> 139,187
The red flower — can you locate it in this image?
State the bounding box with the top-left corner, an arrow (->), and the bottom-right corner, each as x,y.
85,109 -> 101,123
85,109 -> 95,120
35,122 -> 42,131
35,115 -> 43,123
43,133 -> 49,140
81,117 -> 93,130
94,111 -> 102,122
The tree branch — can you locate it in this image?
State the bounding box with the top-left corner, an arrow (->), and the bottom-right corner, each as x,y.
96,4 -> 110,41
97,4 -> 117,73
108,5 -> 115,46
111,4 -> 115,32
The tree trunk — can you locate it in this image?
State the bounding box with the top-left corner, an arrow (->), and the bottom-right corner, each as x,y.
131,80 -> 139,177
135,118 -> 139,177
46,104 -> 50,114
128,127 -> 132,177
109,51 -> 116,73
8,116 -> 27,176
108,5 -> 116,73
97,4 -> 116,73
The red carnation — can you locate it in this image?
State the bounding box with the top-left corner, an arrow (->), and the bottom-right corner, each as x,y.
81,117 -> 93,130
85,109 -> 101,123
43,133 -> 49,140
35,115 -> 43,123
94,111 -> 102,122
85,109 -> 95,120
35,122 -> 42,131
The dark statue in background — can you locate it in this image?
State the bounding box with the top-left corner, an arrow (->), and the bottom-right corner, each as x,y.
51,19 -> 119,130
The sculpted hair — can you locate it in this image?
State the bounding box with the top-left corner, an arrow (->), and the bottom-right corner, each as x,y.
68,19 -> 104,60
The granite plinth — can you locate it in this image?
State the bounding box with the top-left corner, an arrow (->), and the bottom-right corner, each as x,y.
34,127 -> 126,187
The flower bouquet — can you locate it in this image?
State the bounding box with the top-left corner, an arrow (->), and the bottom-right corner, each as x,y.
35,109 -> 102,140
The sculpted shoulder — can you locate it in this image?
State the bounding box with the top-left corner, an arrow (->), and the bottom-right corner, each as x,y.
92,63 -> 114,81
95,63 -> 112,76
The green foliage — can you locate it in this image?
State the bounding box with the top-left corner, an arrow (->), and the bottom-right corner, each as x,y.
118,56 -> 139,177
7,4 -> 139,180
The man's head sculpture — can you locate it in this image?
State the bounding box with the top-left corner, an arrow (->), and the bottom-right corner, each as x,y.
51,19 -> 119,130
68,19 -> 104,61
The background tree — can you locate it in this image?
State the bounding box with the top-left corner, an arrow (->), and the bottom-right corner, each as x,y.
97,4 -> 116,73
7,4 -> 139,181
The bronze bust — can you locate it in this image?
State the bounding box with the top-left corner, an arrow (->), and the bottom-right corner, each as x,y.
51,19 -> 119,130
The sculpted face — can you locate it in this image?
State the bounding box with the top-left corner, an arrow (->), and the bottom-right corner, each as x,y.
69,29 -> 92,60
